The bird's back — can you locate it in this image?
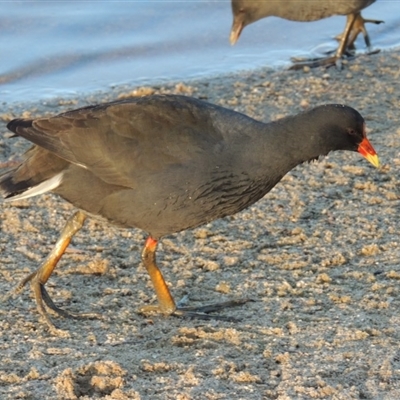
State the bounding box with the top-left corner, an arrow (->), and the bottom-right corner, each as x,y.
232,0 -> 375,22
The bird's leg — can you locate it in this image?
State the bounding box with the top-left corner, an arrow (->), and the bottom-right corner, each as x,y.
334,12 -> 358,61
139,236 -> 248,321
290,12 -> 382,69
338,13 -> 383,51
290,12 -> 360,70
3,210 -> 98,331
139,237 -> 177,315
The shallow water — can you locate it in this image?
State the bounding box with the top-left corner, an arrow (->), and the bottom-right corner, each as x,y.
1,0 -> 399,105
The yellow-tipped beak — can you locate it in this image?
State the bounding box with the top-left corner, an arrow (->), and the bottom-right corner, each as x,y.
358,137 -> 379,168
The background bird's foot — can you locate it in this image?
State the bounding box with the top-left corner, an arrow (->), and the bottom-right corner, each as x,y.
289,55 -> 347,70
366,48 -> 380,56
290,45 -> 380,71
336,16 -> 384,50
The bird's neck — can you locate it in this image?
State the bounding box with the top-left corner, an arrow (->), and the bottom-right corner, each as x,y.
249,115 -> 328,178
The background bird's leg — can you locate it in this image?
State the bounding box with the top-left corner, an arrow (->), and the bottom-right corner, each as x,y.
140,236 -> 177,315
339,13 -> 384,51
334,12 -> 357,61
290,13 -> 359,70
3,210 -> 89,331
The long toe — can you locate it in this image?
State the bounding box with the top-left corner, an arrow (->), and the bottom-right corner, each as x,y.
289,55 -> 346,70
5,268 -> 101,333
139,298 -> 249,321
173,308 -> 240,322
177,298 -> 251,314
41,285 -> 102,321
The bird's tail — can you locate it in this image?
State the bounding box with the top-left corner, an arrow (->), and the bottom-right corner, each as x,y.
0,146 -> 67,202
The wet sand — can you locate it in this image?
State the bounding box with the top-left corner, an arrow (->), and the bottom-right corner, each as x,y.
1,51 -> 400,399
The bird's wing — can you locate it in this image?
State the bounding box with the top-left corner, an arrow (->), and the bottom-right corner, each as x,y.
7,96 -> 226,188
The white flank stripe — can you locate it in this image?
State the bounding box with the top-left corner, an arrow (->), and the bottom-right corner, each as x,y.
5,172 -> 64,202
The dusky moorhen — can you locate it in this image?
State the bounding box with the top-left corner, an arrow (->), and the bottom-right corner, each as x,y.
1,95 -> 379,331
230,0 -> 383,68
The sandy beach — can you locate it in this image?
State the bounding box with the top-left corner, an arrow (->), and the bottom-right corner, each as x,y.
1,50 -> 400,399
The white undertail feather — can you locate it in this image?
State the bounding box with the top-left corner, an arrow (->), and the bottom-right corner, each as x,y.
5,172 -> 64,202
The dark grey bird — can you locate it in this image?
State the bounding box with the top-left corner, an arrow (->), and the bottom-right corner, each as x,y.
230,0 -> 383,68
1,95 -> 379,332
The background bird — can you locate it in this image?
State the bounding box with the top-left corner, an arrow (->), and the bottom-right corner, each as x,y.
230,0 -> 383,68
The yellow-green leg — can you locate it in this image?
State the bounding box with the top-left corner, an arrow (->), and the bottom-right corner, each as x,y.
4,210 -> 96,331
139,236 -> 247,321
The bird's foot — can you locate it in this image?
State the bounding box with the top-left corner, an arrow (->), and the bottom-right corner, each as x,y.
1,211 -> 91,334
289,55 -> 348,70
3,270 -> 101,334
290,44 -> 381,71
366,48 -> 380,56
139,298 -> 250,322
336,16 -> 384,50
